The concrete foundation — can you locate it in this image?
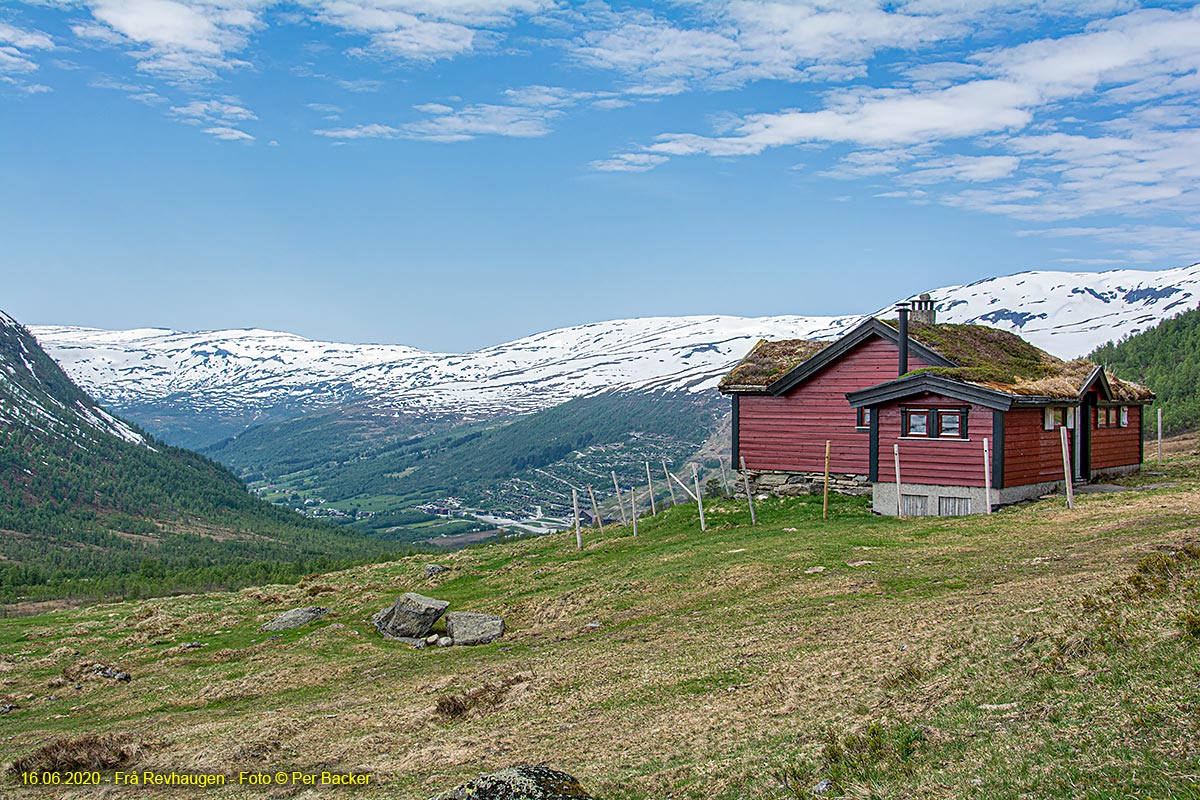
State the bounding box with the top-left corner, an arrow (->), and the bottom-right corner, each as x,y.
872,479 -> 1062,516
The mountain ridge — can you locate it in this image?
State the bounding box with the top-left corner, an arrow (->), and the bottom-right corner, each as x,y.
29,264 -> 1200,448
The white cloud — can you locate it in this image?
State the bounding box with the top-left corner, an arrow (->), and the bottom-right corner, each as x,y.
0,21 -> 54,85
1018,224 -> 1200,263
316,83 -> 607,143
402,101 -> 561,141
73,0 -> 269,80
313,122 -> 402,139
904,154 -> 1021,184
593,4 -> 1200,243
312,0 -> 552,61
564,2 -> 960,91
589,152 -> 668,172
201,125 -> 255,141
170,98 -> 257,122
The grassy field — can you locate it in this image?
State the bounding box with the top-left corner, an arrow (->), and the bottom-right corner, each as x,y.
3,441 -> 1200,799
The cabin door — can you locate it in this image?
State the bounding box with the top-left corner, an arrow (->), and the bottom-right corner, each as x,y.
1077,397 -> 1095,481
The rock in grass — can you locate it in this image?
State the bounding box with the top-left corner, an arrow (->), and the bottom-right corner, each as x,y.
260,606 -> 330,632
430,765 -> 591,800
425,564 -> 450,579
444,611 -> 504,646
373,593 -> 450,639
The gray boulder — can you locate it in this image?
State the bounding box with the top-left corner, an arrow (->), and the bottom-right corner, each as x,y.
424,564 -> 450,579
260,606 -> 329,632
430,765 -> 591,800
373,593 -> 450,639
445,611 -> 504,646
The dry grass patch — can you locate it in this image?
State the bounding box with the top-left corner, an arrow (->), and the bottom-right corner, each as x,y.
6,734 -> 143,777
435,672 -> 536,720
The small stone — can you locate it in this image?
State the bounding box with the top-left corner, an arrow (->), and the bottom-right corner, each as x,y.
804,566 -> 826,574
845,560 -> 874,567
583,621 -> 601,629
260,606 -> 330,633
436,636 -> 453,648
813,778 -> 833,795
783,527 -> 798,532
183,642 -> 205,649
424,564 -> 450,579
425,634 -> 440,645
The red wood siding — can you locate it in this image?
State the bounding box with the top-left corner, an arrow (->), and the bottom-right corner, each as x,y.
737,336 -> 929,474
875,394 -> 992,487
1091,404 -> 1142,471
1003,407 -> 1066,487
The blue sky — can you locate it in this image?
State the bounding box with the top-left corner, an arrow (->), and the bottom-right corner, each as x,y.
2,0 -> 1199,351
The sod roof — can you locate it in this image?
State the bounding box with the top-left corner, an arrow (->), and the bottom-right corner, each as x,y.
720,319 -> 1154,401
717,339 -> 830,391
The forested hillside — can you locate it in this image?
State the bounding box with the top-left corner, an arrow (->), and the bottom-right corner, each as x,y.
1090,304 -> 1200,436
0,311 -> 404,605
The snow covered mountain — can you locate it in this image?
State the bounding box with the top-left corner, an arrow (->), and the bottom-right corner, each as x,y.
1,309 -> 148,448
29,264 -> 1200,447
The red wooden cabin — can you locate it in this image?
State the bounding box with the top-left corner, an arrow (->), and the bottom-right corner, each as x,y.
720,301 -> 1153,515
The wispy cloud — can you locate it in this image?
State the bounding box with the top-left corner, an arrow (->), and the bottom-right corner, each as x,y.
170,97 -> 256,140
313,0 -> 552,61
314,84 -> 609,143
594,6 -> 1200,233
0,21 -> 54,91
1019,225 -> 1200,264
202,125 -> 255,141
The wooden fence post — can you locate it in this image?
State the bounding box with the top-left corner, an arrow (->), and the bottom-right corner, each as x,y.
588,485 -> 602,530
718,458 -> 730,496
983,437 -> 992,515
630,486 -> 638,537
1060,425 -> 1074,509
823,440 -> 831,520
894,444 -> 903,518
739,455 -> 756,525
691,464 -> 707,532
662,460 -> 677,506
645,462 -> 657,515
611,471 -> 629,527
572,488 -> 582,550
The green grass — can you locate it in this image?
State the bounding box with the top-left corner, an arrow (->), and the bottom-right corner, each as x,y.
3,448 -> 1200,799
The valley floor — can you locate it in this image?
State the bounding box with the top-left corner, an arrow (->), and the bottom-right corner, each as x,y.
3,439 -> 1200,799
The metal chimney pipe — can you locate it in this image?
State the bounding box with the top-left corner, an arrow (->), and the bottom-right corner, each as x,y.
896,301 -> 911,376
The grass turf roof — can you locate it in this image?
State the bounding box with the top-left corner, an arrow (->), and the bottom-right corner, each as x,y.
722,319 -> 1153,401
895,321 -> 1154,400
718,339 -> 829,390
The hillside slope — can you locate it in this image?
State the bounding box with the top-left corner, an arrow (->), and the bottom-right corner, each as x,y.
0,310 -> 402,605
2,448 -> 1198,798
1091,305 -> 1200,436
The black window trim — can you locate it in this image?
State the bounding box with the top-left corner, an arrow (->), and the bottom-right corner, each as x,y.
901,405 -> 970,440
